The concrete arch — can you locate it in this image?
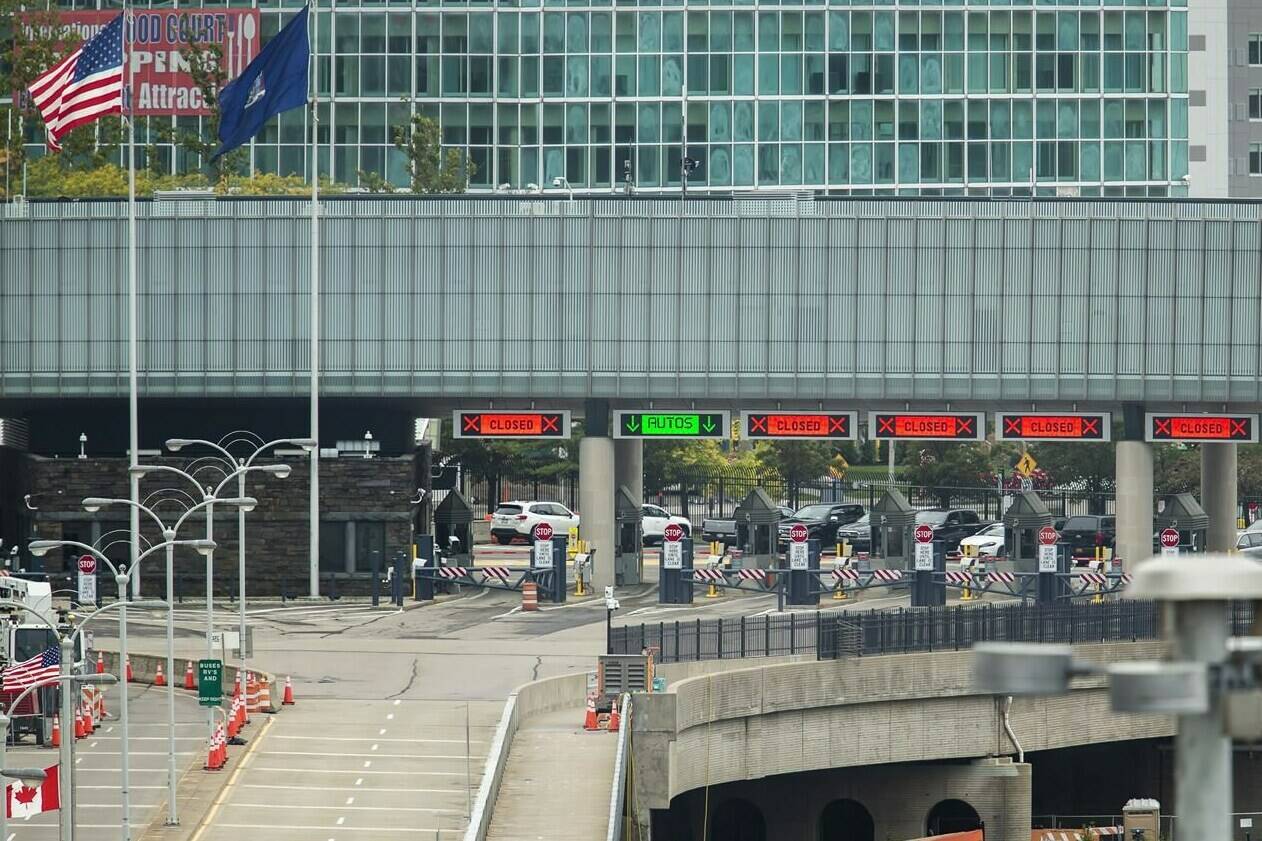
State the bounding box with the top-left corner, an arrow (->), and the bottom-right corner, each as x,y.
926,798 -> 982,836
708,797 -> 766,841
817,798 -> 875,841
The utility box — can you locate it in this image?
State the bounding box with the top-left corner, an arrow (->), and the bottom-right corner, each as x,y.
434,491 -> 474,565
734,488 -> 781,570
614,485 -> 643,587
1155,493 -> 1208,553
1122,798 -> 1160,840
597,653 -> 652,710
870,489 -> 916,566
1003,491 -> 1054,573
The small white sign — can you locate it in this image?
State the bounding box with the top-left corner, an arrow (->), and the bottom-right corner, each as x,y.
77,572 -> 96,604
789,541 -> 809,570
914,542 -> 934,571
1038,544 -> 1059,573
1161,545 -> 1179,558
662,541 -> 683,569
1241,818 -> 1253,829
533,538 -> 554,569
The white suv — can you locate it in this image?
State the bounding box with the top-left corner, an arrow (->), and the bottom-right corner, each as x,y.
641,504 -> 692,545
490,501 -> 579,545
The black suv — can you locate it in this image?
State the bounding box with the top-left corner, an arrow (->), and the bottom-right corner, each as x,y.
915,508 -> 987,551
776,503 -> 866,547
1059,515 -> 1116,558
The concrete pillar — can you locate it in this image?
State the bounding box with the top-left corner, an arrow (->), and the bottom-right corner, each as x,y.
1116,440 -> 1154,567
615,439 -> 644,504
1201,442 -> 1238,552
581,400 -> 616,591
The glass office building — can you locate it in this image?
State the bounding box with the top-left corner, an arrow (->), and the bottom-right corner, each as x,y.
42,1 -> 1190,196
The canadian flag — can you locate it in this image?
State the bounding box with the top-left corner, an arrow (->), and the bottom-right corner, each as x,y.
6,764 -> 59,819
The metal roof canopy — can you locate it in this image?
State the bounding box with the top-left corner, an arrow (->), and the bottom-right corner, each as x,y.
735,488 -> 782,526
870,488 -> 917,529
1155,493 -> 1209,531
1003,492 -> 1054,529
434,489 -> 474,526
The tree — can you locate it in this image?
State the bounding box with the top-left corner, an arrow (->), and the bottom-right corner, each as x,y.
904,443 -> 1000,507
753,441 -> 833,486
394,115 -> 474,193
154,38 -> 249,181
643,441 -> 729,494
1028,441 -> 1115,513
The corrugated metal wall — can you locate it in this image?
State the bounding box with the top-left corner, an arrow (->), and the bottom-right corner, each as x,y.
1,197 -> 1259,404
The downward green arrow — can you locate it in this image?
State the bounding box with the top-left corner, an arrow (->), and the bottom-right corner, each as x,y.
627,416 -> 641,433
701,416 -> 717,434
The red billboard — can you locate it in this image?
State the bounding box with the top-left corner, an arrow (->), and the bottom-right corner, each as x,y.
1145,413 -> 1257,443
20,10 -> 260,116
869,412 -> 985,441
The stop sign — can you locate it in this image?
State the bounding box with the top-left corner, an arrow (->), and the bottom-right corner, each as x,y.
1038,526 -> 1059,546
914,524 -> 935,544
663,523 -> 684,542
788,523 -> 809,543
77,555 -> 96,575
532,522 -> 554,542
1160,528 -> 1180,549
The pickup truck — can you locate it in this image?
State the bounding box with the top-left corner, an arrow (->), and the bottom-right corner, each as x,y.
776,503 -> 867,548
914,508 -> 991,552
701,505 -> 795,545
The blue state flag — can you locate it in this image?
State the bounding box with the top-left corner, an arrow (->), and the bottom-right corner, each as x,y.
212,5 -> 310,161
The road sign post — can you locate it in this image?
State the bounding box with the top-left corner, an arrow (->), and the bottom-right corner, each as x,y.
1160,527 -> 1181,557
77,572 -> 97,606
1037,526 -> 1059,573
613,411 -> 730,440
197,659 -> 223,707
741,411 -> 858,440
659,525 -> 693,606
913,524 -> 935,570
77,555 -> 97,575
452,410 -> 571,439
1036,526 -> 1064,604
787,523 -> 810,570
532,522 -> 555,570
662,523 -> 684,570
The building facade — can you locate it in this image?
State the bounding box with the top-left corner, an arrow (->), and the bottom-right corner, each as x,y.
35,1 -> 1190,197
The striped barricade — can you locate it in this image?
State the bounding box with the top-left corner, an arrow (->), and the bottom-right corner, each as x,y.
944,571 -> 973,586
871,569 -> 903,582
481,566 -> 513,582
832,568 -> 860,581
693,569 -> 726,583
437,567 -> 470,580
986,571 -> 1016,585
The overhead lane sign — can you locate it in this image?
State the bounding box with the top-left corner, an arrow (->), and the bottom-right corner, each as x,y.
741,411 -> 857,440
1146,413 -> 1257,443
996,413 -> 1111,442
614,411 -> 730,439
868,413 -> 985,441
453,410 -> 571,439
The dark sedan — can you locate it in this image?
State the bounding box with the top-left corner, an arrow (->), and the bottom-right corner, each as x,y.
777,503 -> 866,548
834,513 -> 873,554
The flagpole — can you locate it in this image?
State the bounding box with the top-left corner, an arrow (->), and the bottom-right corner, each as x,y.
123,2 -> 139,838
309,2 -> 321,599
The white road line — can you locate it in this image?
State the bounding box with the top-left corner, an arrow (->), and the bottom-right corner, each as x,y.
264,752 -> 474,760
346,797 -> 355,806
370,744 -> 378,752
249,768 -> 466,777
354,778 -> 363,786
241,785 -> 457,795
363,760 -> 371,768
393,700 -> 401,706
386,714 -> 394,721
213,824 -> 462,834
378,728 -> 386,736
228,804 -> 463,814
337,817 -> 346,825
490,606 -> 521,620
266,736 -> 483,745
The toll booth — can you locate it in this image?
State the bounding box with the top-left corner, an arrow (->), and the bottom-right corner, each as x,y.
433,490 -> 474,566
734,489 -> 781,570
869,489 -> 916,566
1002,491 -> 1054,573
614,485 -> 643,586
1155,493 -> 1208,553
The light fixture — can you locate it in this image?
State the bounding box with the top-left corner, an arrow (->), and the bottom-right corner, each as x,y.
78,432 -> 87,460
164,438 -> 192,452
82,497 -> 111,514
27,540 -> 57,558
261,464 -> 292,479
220,497 -> 258,513
191,539 -> 218,556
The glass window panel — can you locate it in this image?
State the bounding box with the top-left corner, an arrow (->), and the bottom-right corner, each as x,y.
874,55 -> 894,94
782,54 -> 802,95
1081,142 -> 1101,181
991,142 -> 1010,183
734,101 -> 755,142
804,102 -> 825,142
899,55 -> 918,95
945,54 -> 965,94
522,56 -> 539,96
639,12 -> 661,51
663,12 -> 683,51
829,142 -> 849,182
758,102 -> 779,142
782,12 -> 802,51
921,100 -> 942,140
968,101 -> 987,139
781,144 -> 802,185
592,13 -> 611,51
689,54 -> 708,92
1081,12 -> 1100,50
522,13 -> 540,52
1104,100 -> 1124,138
468,55 -> 491,95
968,142 -> 988,183
688,11 -> 707,51
851,144 -> 872,184
758,144 -> 779,185
734,12 -> 755,50
805,12 -> 825,51
782,101 -> 803,141
944,12 -> 964,51
1012,101 -> 1033,140
990,101 -> 1010,139
1103,141 -> 1123,180
944,101 -> 964,140
759,12 -> 778,48
875,101 -> 895,140
1012,142 -> 1032,183
615,12 -> 635,52
733,144 -> 755,185
1125,141 -> 1145,180
566,56 -> 587,96
921,55 -> 942,95
638,56 -> 659,96
544,12 -> 565,51
591,55 -> 612,97
829,11 -> 849,51
711,13 -> 731,51
638,104 -> 659,142
1124,12 -> 1144,51
759,54 -> 779,94
804,144 -> 824,184
499,13 -> 520,53
567,13 -> 588,52
1081,100 -> 1100,138
470,13 -> 493,51
709,103 -> 732,142
543,56 -> 564,94
899,101 -> 918,140
734,55 -> 755,95
662,56 -> 683,95
1057,102 -> 1077,139
874,13 -> 894,52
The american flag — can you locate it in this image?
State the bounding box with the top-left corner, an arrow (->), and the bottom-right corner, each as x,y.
2,647 -> 60,692
27,13 -> 125,152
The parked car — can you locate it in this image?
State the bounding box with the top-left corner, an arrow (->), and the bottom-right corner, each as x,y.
958,522 -> 1005,558
834,513 -> 872,554
776,503 -> 866,548
641,504 -> 692,545
489,501 -> 579,545
915,509 -> 988,551
1237,531 -> 1262,560
1059,514 -> 1117,558
700,505 -> 795,545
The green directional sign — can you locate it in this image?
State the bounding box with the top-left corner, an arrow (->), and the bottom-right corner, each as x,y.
613,411 -> 730,439
198,659 -> 223,707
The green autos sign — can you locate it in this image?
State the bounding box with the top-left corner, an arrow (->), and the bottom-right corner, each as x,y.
613,411 -> 730,440
197,659 -> 223,707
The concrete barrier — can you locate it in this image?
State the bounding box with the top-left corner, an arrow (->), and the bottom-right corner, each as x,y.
98,650 -> 280,713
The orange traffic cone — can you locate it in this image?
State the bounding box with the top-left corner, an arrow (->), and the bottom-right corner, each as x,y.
83,698 -> 95,733
125,656 -> 134,683
204,733 -> 219,771
583,693 -> 599,731
217,724 -> 228,769
232,672 -> 242,700
154,663 -> 166,687
282,676 -> 296,706
73,708 -> 85,740
97,686 -> 107,721
95,652 -> 105,674
184,661 -> 195,690
607,701 -> 621,733
233,694 -> 245,732
50,714 -> 61,748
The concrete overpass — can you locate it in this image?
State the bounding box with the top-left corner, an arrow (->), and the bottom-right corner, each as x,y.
3,196 -> 1258,586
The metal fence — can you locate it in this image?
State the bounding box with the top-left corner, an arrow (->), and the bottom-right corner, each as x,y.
610,601 -> 1260,663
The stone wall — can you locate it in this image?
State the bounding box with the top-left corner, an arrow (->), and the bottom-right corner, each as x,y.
22,453 -> 418,595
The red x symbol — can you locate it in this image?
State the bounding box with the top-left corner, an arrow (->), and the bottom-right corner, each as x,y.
750,415 -> 768,433
1003,417 -> 1021,436
462,414 -> 481,434
1154,418 -> 1171,436
541,415 -> 559,433
828,416 -> 847,435
877,416 -> 895,435
957,417 -> 975,437
1231,419 -> 1249,439
1082,417 -> 1100,437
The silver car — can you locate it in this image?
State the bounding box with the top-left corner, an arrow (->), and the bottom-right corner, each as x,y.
1236,531 -> 1262,559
